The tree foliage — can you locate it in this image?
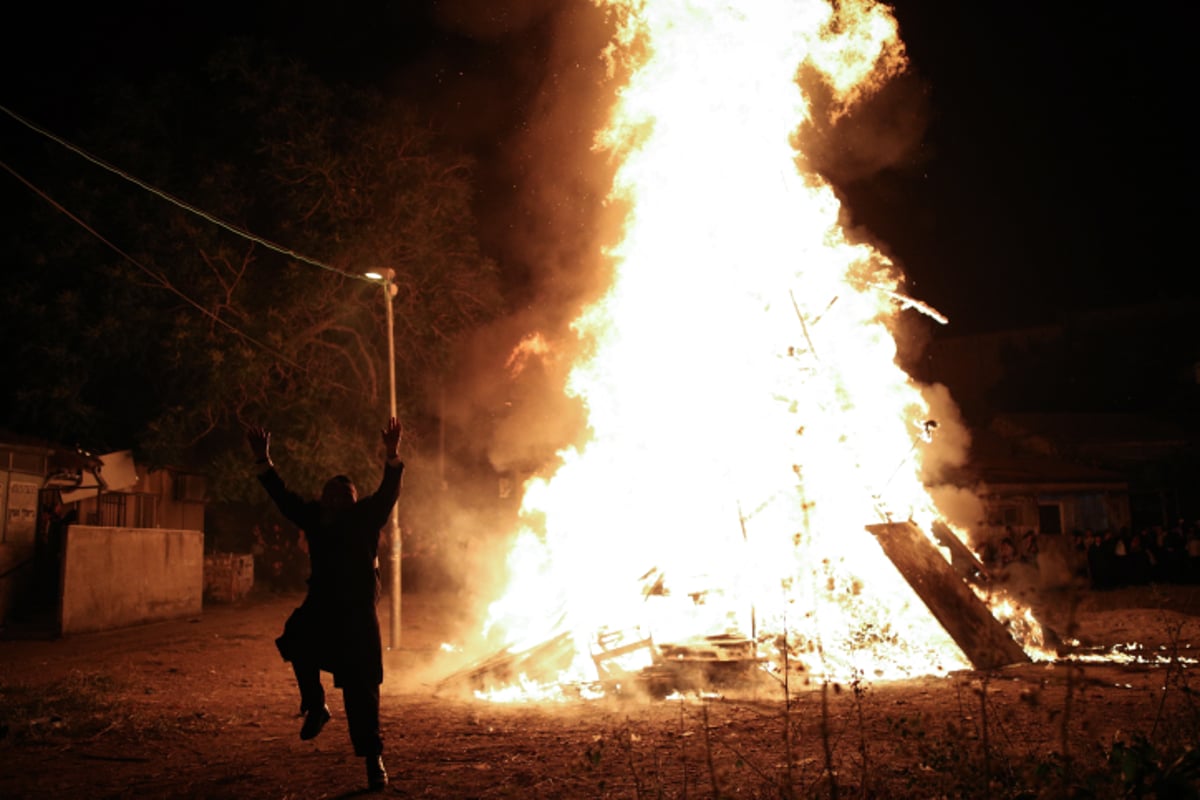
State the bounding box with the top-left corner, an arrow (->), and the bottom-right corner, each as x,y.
0,39 -> 503,505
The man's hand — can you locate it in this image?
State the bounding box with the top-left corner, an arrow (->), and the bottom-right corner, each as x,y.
247,426 -> 271,463
381,417 -> 402,461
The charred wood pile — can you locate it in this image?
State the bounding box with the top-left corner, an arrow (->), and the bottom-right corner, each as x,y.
435,626 -> 769,699
436,520 -> 1040,698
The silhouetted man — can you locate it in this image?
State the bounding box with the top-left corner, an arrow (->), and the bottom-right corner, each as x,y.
247,417 -> 403,792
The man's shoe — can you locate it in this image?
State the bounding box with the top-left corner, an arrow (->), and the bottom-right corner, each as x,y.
366,755 -> 388,790
299,704 -> 331,740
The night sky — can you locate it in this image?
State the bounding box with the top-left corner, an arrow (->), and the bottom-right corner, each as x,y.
3,0 -> 1194,336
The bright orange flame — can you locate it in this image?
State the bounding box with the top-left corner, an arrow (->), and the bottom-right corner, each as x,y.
506,332 -> 552,377
480,0 -> 991,695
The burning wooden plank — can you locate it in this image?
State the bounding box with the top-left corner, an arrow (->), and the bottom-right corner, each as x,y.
434,631 -> 576,696
866,521 -> 1030,670
930,519 -> 991,587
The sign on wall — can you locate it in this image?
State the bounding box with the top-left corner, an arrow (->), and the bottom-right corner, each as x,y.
5,481 -> 39,545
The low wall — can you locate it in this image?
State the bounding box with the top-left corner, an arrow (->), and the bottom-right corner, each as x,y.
60,526 -> 203,635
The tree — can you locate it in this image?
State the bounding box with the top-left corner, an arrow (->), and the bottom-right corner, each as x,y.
0,39 -> 504,506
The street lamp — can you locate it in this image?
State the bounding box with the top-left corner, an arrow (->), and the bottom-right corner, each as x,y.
364,268 -> 401,649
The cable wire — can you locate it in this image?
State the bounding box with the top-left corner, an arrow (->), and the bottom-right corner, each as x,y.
1,103 -> 370,283
0,158 -> 365,399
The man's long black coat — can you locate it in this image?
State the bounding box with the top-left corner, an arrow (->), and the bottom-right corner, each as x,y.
259,460 -> 403,687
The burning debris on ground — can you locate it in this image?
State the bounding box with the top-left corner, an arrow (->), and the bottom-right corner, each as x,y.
435,516 -> 1066,702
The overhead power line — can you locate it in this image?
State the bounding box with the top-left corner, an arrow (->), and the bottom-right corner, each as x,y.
0,103 -> 368,283
1,157 -> 367,399
1,161 -> 302,367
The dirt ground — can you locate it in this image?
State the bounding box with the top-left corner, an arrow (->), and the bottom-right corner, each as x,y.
2,585 -> 1199,800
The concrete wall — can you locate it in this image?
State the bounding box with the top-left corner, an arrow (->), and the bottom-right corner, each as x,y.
60,526 -> 203,635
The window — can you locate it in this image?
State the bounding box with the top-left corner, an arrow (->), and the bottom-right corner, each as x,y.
1037,503 -> 1063,535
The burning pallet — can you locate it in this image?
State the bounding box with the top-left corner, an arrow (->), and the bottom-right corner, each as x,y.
646,635 -> 770,695
435,625 -> 769,698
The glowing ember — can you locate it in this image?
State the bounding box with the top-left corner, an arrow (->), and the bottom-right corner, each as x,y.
476,0 -> 1028,696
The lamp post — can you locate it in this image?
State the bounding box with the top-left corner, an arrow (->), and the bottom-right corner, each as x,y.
364,268 -> 401,649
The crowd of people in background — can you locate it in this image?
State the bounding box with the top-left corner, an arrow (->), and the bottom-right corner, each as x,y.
1073,522 -> 1200,589
982,521 -> 1200,590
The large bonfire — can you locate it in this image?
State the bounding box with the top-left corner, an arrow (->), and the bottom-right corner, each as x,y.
473,0 -> 1030,698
